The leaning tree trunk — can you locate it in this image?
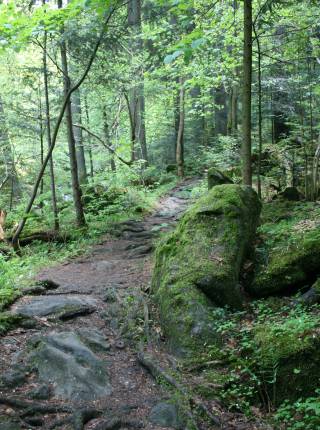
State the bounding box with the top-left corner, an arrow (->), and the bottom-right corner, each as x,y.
72,89 -> 88,186
176,77 -> 185,178
58,0 -> 86,227
242,0 -> 253,186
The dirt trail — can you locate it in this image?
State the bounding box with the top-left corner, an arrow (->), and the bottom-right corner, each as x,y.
0,180 -> 200,430
0,180 -> 270,430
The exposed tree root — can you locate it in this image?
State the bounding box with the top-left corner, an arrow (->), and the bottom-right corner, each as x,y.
92,417 -> 144,430
137,352 -> 221,429
0,396 -> 72,414
72,408 -> 103,430
0,396 -> 102,430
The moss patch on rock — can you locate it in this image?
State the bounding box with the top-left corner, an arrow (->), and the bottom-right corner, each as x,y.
152,184 -> 261,356
253,310 -> 320,405
249,200 -> 320,297
207,167 -> 233,190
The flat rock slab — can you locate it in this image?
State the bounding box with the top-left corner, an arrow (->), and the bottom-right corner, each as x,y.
29,331 -> 112,401
12,295 -> 98,318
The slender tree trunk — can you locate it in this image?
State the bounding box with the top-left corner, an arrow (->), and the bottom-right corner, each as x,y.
128,0 -> 148,163
58,0 -> 86,227
42,23 -> 59,230
83,95 -> 94,178
103,106 -> 116,172
214,85 -> 228,136
176,77 -> 185,178
0,97 -> 20,202
39,93 -> 44,209
241,0 -> 253,186
72,89 -> 88,185
254,25 -> 262,198
173,85 -> 180,162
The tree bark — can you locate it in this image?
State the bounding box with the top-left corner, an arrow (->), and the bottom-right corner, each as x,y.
254,25 -> 262,198
176,77 -> 185,178
128,0 -> 148,163
241,0 -> 253,186
83,95 -> 94,178
58,0 -> 86,227
72,89 -> 88,185
214,85 -> 228,136
0,97 -> 20,202
42,17 -> 59,231
103,106 -> 116,172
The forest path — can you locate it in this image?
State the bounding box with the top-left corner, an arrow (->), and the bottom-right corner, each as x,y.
0,179 -> 200,430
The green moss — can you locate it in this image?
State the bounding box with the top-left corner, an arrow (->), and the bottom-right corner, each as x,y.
250,225 -> 320,297
207,167 -> 233,189
253,314 -> 320,404
0,312 -> 28,335
152,184 -> 261,356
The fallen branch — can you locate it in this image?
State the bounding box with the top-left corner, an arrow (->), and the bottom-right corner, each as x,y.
8,230 -> 70,246
73,124 -> 132,166
186,360 -> 224,373
137,352 -> 221,429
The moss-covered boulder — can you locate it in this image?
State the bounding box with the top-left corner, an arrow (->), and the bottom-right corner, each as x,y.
207,167 -> 233,190
253,316 -> 320,405
152,184 -> 261,356
249,226 -> 320,297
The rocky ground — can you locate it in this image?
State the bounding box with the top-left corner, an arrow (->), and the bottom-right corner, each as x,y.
0,180 -> 270,430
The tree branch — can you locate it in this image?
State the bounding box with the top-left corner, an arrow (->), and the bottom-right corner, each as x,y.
73,124 -> 132,166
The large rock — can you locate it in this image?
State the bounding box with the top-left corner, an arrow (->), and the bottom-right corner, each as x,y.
152,184 -> 261,355
0,419 -> 21,430
12,295 -> 98,319
253,320 -> 320,405
278,186 -> 302,201
149,401 -> 186,429
207,167 -> 233,190
249,227 -> 320,297
29,331 -> 111,401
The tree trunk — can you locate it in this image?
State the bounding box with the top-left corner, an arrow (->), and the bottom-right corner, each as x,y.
42,20 -> 59,231
58,0 -> 86,227
39,93 -> 44,209
83,95 -> 94,178
176,77 -> 185,178
0,97 -> 20,202
103,106 -> 116,172
128,0 -> 148,163
71,89 -> 88,185
214,85 -> 228,136
241,0 -> 253,186
254,25 -> 263,198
